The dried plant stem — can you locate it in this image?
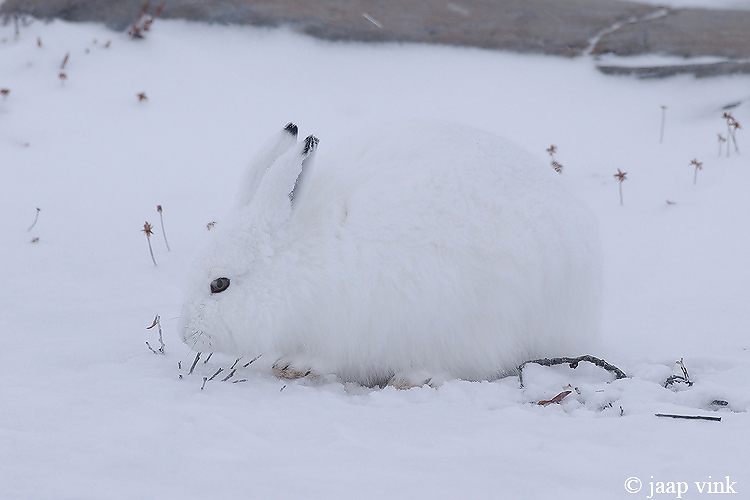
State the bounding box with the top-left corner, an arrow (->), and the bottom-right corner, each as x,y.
690,159 -> 703,185
518,355 -> 627,388
660,105 -> 666,143
27,207 -> 40,232
243,354 -> 262,368
614,169 -> 627,206
145,314 -> 165,354
727,120 -> 732,158
147,234 -> 156,265
188,352 -> 201,375
142,222 -> 157,266
156,205 -> 170,251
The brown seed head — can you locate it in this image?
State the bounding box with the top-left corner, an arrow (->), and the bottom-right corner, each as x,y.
690,159 -> 703,170
142,221 -> 154,237
614,169 -> 627,182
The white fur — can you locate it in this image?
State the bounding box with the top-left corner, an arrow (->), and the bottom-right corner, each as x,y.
181,121 -> 601,386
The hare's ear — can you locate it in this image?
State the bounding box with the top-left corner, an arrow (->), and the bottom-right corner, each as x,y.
253,134 -> 319,229
289,135 -> 318,205
235,123 -> 298,209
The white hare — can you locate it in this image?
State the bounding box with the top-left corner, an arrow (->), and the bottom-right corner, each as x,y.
180,121 -> 601,387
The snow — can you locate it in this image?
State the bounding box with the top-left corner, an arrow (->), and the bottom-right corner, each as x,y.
2,19 -> 749,500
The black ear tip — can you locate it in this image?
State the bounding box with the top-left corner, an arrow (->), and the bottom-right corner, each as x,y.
302,135 -> 319,156
284,123 -> 298,137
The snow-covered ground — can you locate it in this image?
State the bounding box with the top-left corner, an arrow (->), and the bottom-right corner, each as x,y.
1,19 -> 748,500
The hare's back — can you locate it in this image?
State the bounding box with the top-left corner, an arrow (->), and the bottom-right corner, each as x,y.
298,122 -> 584,250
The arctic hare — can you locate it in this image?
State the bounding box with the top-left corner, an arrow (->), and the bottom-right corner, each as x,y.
181,121 -> 601,387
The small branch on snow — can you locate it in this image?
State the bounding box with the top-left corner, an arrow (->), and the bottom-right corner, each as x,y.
518,355 -> 627,388
207,367 -> 223,381
145,314 -> 165,354
655,413 -> 720,422
243,354 -> 262,368
665,357 -> 693,388
187,352 -> 201,375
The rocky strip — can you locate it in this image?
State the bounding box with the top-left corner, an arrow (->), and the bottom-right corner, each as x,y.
3,0 -> 750,77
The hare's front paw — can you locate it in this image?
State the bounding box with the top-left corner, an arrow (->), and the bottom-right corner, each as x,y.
272,358 -> 320,380
386,371 -> 446,390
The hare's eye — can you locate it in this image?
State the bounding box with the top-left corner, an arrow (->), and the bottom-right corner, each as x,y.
210,277 -> 230,294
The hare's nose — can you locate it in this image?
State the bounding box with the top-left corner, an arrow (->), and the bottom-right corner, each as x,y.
210,277 -> 230,294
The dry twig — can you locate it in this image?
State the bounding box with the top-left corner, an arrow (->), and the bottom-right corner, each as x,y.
665,357 -> 693,388
655,413 -> 720,422
188,352 -> 201,375
145,314 -> 165,354
518,355 -> 627,388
